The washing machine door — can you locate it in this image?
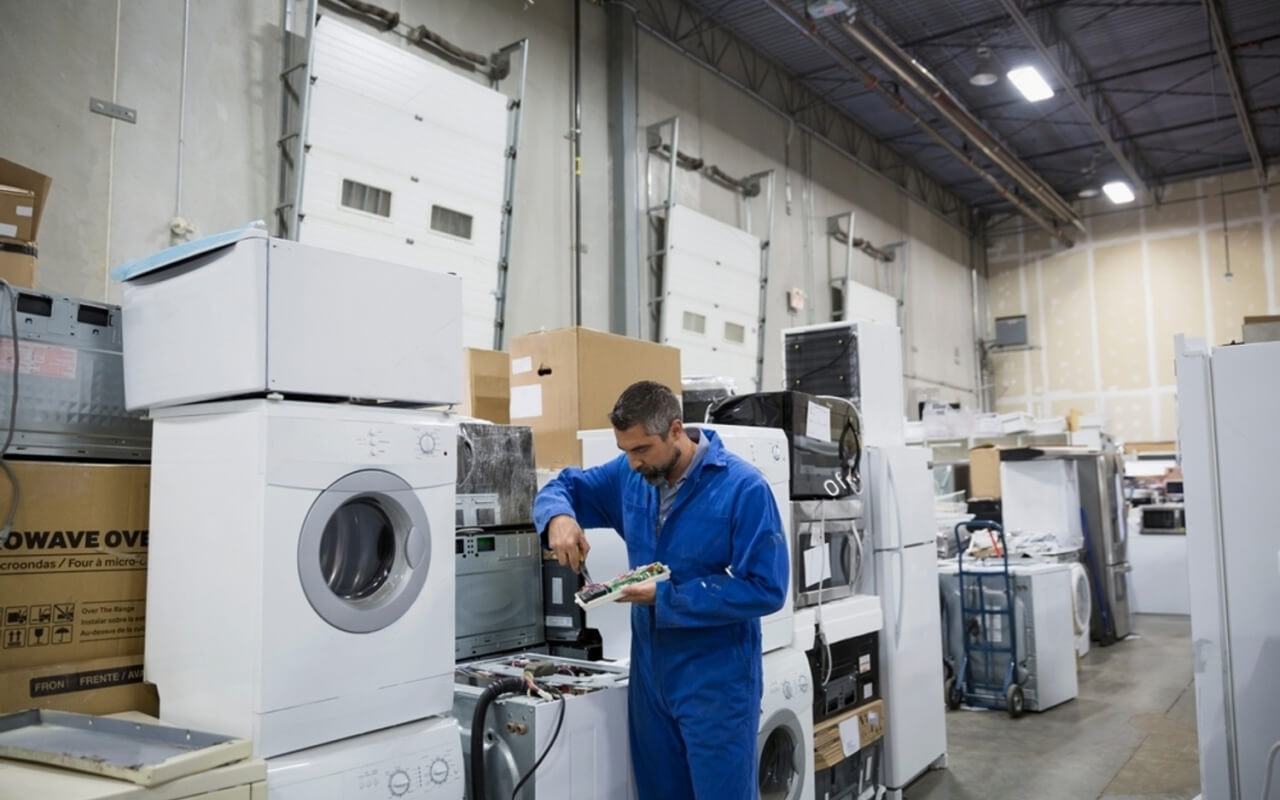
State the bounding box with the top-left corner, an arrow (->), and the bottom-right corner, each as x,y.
758,708 -> 805,800
298,469 -> 433,633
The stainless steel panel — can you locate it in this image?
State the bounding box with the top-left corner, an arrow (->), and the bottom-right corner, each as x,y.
0,290 -> 150,461
455,530 -> 543,659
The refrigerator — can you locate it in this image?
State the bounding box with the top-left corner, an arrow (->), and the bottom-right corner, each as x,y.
1175,336 -> 1280,800
1075,451 -> 1134,644
856,445 -> 947,798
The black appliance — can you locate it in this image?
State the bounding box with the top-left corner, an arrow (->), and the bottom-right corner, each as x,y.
708,391 -> 861,499
814,740 -> 882,800
808,630 -> 880,721
783,324 -> 864,403
541,556 -> 604,661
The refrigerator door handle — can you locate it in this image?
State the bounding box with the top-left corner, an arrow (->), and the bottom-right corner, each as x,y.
886,454 -> 906,648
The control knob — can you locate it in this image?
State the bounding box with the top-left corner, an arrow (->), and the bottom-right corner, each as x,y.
387,768 -> 411,796
418,432 -> 437,454
429,757 -> 451,784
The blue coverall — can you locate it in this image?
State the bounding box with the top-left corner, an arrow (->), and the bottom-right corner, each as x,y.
533,428 -> 789,800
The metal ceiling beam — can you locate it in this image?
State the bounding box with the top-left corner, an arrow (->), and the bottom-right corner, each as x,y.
835,12 -> 1084,235
627,0 -> 978,233
1201,0 -> 1267,183
758,0 -> 1073,245
994,0 -> 1156,194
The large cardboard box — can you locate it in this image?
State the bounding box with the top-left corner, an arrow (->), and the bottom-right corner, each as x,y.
509,327 -> 682,468
0,241 -> 37,288
0,158 -> 50,289
969,444 -> 1002,499
0,655 -> 158,715
0,158 -> 50,243
0,462 -> 149,670
813,699 -> 885,770
461,347 -> 510,423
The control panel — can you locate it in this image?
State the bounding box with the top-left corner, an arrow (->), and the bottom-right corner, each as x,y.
273,747 -> 464,799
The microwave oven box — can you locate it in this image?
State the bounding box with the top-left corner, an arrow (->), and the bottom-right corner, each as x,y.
0,461 -> 150,670
508,327 -> 682,468
0,655 -> 158,715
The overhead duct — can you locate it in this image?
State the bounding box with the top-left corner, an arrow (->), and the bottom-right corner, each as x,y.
761,0 -> 1073,247
839,13 -> 1085,233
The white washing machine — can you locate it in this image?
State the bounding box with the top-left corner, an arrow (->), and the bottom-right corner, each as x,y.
1070,562 -> 1092,658
576,424 -> 795,659
759,646 -> 816,800
145,399 -> 457,758
266,716 -> 464,799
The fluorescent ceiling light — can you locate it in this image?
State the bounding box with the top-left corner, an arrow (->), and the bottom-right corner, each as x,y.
1007,66 -> 1053,102
1102,181 -> 1135,205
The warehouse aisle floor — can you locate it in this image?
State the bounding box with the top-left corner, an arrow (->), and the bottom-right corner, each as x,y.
907,614 -> 1199,800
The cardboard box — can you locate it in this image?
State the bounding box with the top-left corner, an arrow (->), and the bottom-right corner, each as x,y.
0,157 -> 52,244
813,699 -> 885,770
0,241 -> 38,288
461,347 -> 510,423
509,327 -> 682,468
969,444 -> 1002,499
0,655 -> 158,715
0,461 -> 149,670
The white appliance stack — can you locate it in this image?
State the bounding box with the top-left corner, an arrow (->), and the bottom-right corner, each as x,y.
114,227 -> 468,798
1175,335 -> 1280,800
783,320 -> 948,800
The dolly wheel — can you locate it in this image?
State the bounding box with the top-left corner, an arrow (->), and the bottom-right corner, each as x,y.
1006,684 -> 1025,718
945,677 -> 962,710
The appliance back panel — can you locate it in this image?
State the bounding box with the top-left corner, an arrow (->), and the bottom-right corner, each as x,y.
1,290 -> 151,460
809,631 -> 880,721
455,530 -> 544,659
783,327 -> 862,402
456,423 -> 536,528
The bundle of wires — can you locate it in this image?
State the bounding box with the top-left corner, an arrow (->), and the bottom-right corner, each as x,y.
468,660 -> 567,800
1,280 -> 20,537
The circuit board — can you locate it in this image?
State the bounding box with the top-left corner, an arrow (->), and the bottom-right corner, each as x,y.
574,562 -> 672,610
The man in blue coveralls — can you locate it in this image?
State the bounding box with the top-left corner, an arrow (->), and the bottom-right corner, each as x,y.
534,380 -> 789,799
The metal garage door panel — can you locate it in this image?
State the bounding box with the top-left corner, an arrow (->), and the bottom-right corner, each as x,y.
659,205 -> 761,391
665,204 -> 760,277
302,18 -> 506,349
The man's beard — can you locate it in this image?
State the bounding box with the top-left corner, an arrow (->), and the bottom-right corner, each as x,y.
638,447 -> 681,486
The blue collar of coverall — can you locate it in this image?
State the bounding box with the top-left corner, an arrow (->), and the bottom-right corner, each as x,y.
680,425 -> 728,481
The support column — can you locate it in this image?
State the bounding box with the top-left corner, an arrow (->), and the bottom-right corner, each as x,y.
606,1 -> 641,338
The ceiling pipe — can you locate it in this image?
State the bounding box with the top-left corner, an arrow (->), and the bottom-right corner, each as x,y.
761,0 -> 1074,246
842,13 -> 1085,233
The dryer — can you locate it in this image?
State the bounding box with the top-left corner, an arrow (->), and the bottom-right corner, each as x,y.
145,399 -> 457,758
266,716 -> 464,799
758,646 -> 816,800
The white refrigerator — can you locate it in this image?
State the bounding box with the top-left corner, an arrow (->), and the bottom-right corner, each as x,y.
1175,336 -> 1280,800
856,445 -> 948,798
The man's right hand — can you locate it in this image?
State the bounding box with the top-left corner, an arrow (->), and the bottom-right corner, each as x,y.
547,514 -> 590,574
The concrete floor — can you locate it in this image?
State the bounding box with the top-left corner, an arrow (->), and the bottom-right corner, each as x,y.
907,614 -> 1200,800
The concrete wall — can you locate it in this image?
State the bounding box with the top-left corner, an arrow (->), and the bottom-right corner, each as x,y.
986,167 -> 1279,443
0,0 -> 980,406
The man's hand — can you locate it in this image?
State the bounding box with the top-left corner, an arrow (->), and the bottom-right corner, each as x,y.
619,581 -> 656,605
547,514 -> 589,574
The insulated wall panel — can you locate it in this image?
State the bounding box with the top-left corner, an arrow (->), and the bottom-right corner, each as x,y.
1040,250 -> 1093,394
301,17 -> 507,350
1147,235 -> 1204,385
1207,222 -> 1268,346
1093,243 -> 1149,391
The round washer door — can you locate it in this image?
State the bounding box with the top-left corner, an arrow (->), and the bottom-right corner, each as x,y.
298,469 -> 432,633
758,709 -> 805,800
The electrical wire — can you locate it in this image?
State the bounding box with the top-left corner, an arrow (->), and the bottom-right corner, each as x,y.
0,280 -> 20,537
510,693 -> 566,800
1262,740 -> 1280,800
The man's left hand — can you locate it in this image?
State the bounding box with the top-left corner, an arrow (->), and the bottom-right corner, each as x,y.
619,581 -> 656,605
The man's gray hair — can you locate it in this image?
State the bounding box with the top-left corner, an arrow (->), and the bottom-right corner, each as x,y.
609,380 -> 682,437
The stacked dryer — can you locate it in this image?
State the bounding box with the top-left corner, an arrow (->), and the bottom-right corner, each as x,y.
113,227 -> 467,798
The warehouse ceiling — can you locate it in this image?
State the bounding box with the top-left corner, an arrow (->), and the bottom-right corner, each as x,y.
642,0 -> 1280,234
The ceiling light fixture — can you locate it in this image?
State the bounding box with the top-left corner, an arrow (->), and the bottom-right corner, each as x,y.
1102,181 -> 1135,205
1007,65 -> 1054,102
970,47 -> 998,87
1078,187 -> 1100,199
